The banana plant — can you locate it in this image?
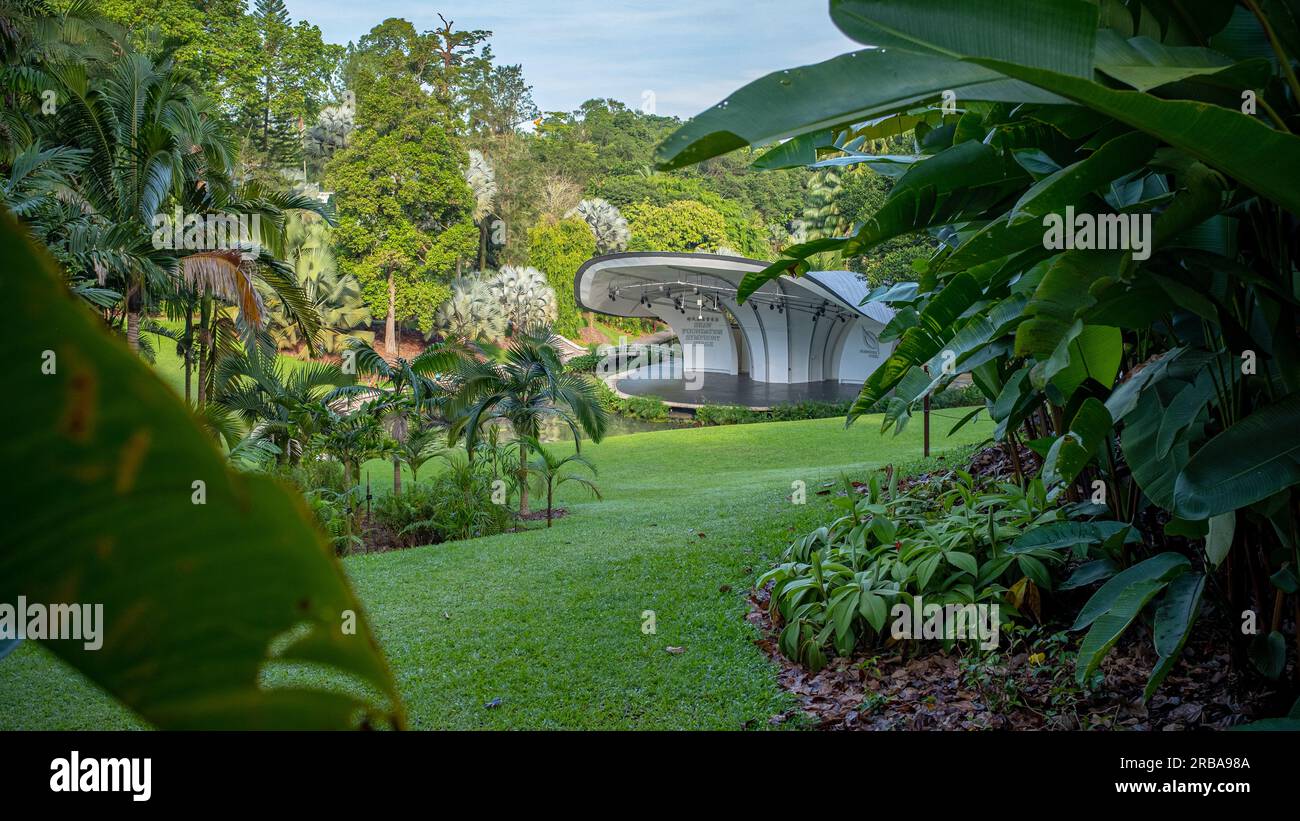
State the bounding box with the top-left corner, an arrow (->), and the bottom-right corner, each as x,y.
661,0 -> 1300,695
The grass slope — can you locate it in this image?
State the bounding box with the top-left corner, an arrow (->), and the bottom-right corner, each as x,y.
0,411 -> 992,730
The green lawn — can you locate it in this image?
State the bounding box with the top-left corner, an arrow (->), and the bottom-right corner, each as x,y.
0,411 -> 993,730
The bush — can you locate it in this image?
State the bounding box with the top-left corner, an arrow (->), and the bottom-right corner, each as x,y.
759,471 -> 1082,671
618,395 -> 670,421
564,350 -> 602,373
930,383 -> 984,410
589,376 -> 671,421
693,404 -> 761,426
368,459 -> 512,549
768,400 -> 852,421
278,458 -> 347,495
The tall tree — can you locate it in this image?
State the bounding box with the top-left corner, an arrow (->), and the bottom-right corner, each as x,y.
326,67 -> 477,354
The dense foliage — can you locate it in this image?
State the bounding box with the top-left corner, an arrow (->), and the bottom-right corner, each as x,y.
659,0 -> 1300,700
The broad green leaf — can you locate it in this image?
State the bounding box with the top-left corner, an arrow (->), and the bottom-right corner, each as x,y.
859,592 -> 888,632
1143,571 -> 1205,700
1007,130 -> 1159,225
1008,520 -> 1137,554
1076,579 -> 1165,684
1155,367 -> 1218,458
655,48 -> 1060,170
947,551 -> 979,577
848,273 -> 984,420
1030,323 -> 1124,400
848,140 -> 1030,248
1094,31 -> 1255,91
1122,388 -> 1192,510
1017,555 -> 1053,591
1016,252 -> 1127,361
966,58 -> 1300,216
1060,558 -> 1120,590
831,0 -> 1100,77
1042,397 -> 1114,486
1173,393 -> 1300,519
0,213 -> 403,730
1073,552 -> 1190,631
1205,511 -> 1235,567
1249,631 -> 1287,680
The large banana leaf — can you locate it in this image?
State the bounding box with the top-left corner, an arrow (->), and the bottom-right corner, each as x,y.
967,59 -> 1300,215
654,48 -> 1062,170
1143,571 -> 1205,700
830,0 -> 1100,77
0,213 -> 403,729
1173,393 -> 1300,519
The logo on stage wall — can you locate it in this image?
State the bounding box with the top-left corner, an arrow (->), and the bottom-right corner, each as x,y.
860,327 -> 880,357
678,314 -> 725,349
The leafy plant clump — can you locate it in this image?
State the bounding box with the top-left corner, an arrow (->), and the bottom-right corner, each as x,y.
759,469 -> 1130,672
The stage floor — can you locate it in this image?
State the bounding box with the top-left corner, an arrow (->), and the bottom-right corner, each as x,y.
614,368 -> 863,409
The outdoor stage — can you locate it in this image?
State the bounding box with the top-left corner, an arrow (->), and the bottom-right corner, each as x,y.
613,366 -> 864,410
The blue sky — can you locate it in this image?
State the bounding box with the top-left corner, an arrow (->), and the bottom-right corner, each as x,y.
283,1 -> 858,120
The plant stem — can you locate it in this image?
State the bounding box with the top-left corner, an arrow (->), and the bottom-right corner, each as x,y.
1245,0 -> 1300,111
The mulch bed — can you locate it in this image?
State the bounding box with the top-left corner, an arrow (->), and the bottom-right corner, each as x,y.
748,584 -> 1289,730
753,443 -> 1293,730
516,507 -> 569,523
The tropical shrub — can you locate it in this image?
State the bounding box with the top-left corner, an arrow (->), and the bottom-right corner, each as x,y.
616,395 -> 671,421
483,265 -> 559,332
564,349 -> 602,372
368,463 -> 512,549
759,471 -> 1102,671
693,404 -> 762,426
452,326 -> 607,515
434,273 -> 507,342
657,0 -> 1300,698
625,199 -> 728,252
528,216 -> 595,336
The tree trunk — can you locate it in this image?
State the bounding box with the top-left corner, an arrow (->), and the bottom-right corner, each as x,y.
546,484 -> 553,527
393,457 -> 402,495
478,219 -> 489,270
125,282 -> 141,353
183,302 -> 193,404
197,291 -> 211,408
518,441 -> 530,516
385,268 -> 398,355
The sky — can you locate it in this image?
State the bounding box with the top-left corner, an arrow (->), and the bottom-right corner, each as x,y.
283,1 -> 859,120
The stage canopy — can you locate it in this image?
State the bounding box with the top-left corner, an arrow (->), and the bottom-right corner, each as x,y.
575,253 -> 895,396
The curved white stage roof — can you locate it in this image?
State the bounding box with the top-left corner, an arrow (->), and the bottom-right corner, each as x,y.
575,253 -> 895,385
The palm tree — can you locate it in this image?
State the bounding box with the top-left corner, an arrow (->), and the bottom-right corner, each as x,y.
464,149 -> 496,269
328,338 -> 469,494
9,39 -> 327,382
520,436 -> 601,527
212,348 -> 345,463
451,326 -> 607,516
393,421 -> 446,488
311,408 -> 384,488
